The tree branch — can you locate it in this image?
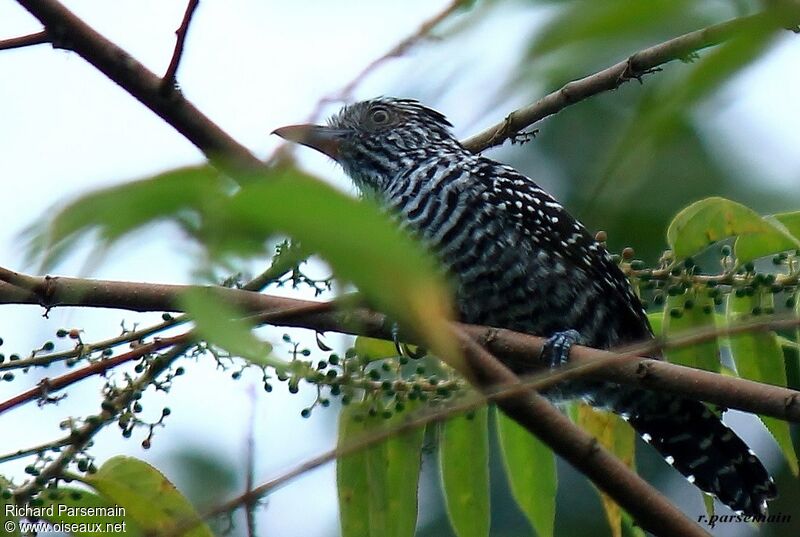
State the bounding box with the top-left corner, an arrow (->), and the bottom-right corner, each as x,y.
0,30 -> 50,51
0,333 -> 188,415
160,0 -> 200,94
461,8 -> 800,152
12,342 -> 192,502
14,0 -> 263,174
190,328 -> 711,537
2,267 -> 799,423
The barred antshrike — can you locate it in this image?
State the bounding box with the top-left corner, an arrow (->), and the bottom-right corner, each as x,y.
274,97 -> 776,516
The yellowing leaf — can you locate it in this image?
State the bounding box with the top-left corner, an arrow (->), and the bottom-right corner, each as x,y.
577,404 -> 636,537
209,169 -> 457,366
86,456 -> 213,537
38,487 -> 142,536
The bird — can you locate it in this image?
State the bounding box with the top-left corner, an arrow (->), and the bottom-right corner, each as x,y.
273,97 -> 777,516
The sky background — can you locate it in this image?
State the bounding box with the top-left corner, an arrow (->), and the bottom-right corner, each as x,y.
1,1 -> 800,536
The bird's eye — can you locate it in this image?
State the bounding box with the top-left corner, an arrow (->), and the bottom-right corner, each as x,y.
370,107 -> 390,124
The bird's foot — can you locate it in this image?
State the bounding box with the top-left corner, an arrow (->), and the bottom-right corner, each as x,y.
388,320 -> 427,359
539,330 -> 582,369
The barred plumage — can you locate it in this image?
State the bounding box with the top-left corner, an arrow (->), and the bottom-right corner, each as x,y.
274,97 -> 777,516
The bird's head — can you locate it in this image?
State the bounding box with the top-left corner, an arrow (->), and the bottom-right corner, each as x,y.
273,97 -> 461,193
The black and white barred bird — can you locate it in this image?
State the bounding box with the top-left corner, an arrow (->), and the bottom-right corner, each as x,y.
274,97 -> 777,516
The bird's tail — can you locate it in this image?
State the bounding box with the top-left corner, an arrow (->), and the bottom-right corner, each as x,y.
601,387 -> 777,516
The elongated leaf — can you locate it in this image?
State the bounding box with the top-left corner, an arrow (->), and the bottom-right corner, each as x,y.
440,407 -> 490,537
206,170 -> 456,363
734,211 -> 800,263
662,289 -> 720,372
791,289 -> 800,391
675,15 -> 781,107
531,0 -> 691,55
577,404 -> 635,537
727,291 -> 799,475
179,289 -> 283,370
667,197 -> 778,259
496,408 -> 556,537
337,403 -> 426,537
28,165 -> 455,364
37,487 -> 142,536
338,404 -> 372,537
29,165 -> 226,269
86,456 -> 213,536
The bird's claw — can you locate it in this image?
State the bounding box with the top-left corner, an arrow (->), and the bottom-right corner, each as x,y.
539,329 -> 582,369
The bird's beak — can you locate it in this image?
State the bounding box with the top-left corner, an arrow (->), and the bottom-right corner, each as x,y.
272,124 -> 349,160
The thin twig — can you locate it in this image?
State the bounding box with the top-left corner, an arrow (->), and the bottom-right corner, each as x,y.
0,438 -> 72,464
15,0 -> 263,174
244,385 -> 257,537
0,30 -> 50,51
268,0 -> 467,164
12,342 -> 192,502
0,333 -> 188,415
160,0 -> 200,95
177,327 -> 709,537
461,8 -> 800,153
310,0 -> 464,118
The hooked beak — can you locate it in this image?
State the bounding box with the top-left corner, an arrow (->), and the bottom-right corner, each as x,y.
272,124 -> 350,160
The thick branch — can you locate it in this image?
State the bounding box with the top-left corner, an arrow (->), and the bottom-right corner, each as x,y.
2,267 -> 799,423
451,331 -> 708,537
461,9 -> 800,152
190,329 -> 710,537
14,0 -> 263,173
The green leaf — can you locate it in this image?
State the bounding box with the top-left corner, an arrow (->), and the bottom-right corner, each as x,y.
29,165 -> 226,269
440,407 -> 490,537
1,476 -> 21,537
702,493 -> 715,524
675,18 -> 780,107
577,404 -> 636,537
734,211 -> 800,263
790,289 -> 800,391
204,168 -> 456,363
496,407 -> 556,537
726,291 -> 799,475
354,337 -> 401,362
531,0 -> 691,56
666,197 -> 776,259
337,403 -> 426,537
338,405 -> 372,537
662,289 -> 720,372
37,487 -> 142,536
179,289 -> 282,370
86,456 -> 213,536
28,165 -> 455,364
646,311 -> 662,336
